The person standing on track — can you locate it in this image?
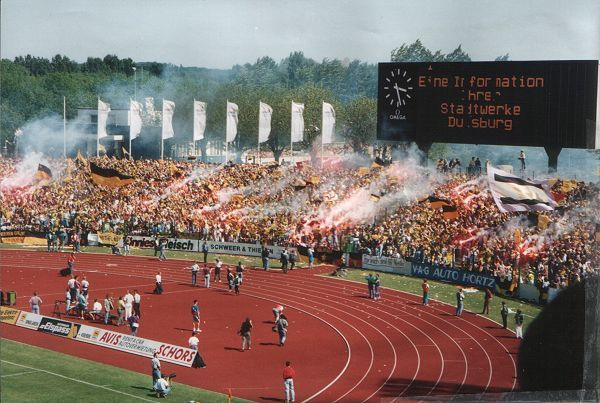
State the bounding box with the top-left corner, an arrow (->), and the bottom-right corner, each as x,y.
233,274 -> 241,295
29,292 -> 42,314
213,259 -> 222,283
280,249 -> 289,273
191,300 -> 201,332
65,290 -> 72,315
124,290 -> 134,319
456,288 -> 465,317
500,301 -> 509,329
67,253 -> 76,276
203,265 -> 212,288
188,261 -> 200,286
283,361 -> 296,403
482,287 -> 493,315
273,305 -> 284,323
289,250 -> 296,270
104,294 -> 113,325
422,279 -> 430,306
308,246 -> 314,269
227,269 -> 234,292
81,275 -> 89,297
133,289 -> 141,318
365,273 -> 375,299
236,261 -> 245,284
189,331 -> 207,369
154,271 -> 163,294
128,313 -> 140,336
373,274 -> 381,300
239,317 -> 252,351
276,314 -> 288,346
117,296 -> 126,326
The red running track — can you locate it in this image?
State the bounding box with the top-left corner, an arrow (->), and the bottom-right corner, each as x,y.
0,250 -> 519,401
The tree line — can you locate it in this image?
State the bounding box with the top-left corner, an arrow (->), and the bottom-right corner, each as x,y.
1,40 -> 509,159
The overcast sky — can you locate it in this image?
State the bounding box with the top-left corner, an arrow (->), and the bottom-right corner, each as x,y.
2,0 -> 599,69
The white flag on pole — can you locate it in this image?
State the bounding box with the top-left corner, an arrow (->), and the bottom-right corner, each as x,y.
258,101 -> 273,143
193,100 -> 207,141
129,99 -> 143,140
162,99 -> 175,140
226,101 -> 239,143
322,102 -> 335,144
97,99 -> 111,140
291,101 -> 304,143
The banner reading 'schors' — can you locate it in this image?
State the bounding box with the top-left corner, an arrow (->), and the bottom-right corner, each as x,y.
0,307 -> 195,367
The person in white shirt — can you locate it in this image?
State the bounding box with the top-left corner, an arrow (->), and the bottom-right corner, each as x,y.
188,331 -> 199,350
90,299 -> 103,320
187,262 -> 200,286
81,275 -> 90,297
133,290 -> 141,317
124,290 -> 134,319
155,375 -> 171,398
154,271 -> 163,294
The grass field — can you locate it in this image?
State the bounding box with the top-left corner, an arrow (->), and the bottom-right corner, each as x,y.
0,339 -> 247,403
329,269 -> 542,333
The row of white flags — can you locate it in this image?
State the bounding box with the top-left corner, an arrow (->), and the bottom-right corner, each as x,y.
97,98 -> 336,144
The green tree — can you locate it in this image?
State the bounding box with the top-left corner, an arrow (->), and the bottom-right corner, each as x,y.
339,96 -> 376,153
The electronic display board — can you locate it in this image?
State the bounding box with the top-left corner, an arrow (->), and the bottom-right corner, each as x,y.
377,61 -> 599,149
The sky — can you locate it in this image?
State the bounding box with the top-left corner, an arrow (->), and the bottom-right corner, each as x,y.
1,0 -> 599,69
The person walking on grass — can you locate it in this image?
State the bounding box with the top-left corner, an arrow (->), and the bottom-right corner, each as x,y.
500,301 -> 509,329
515,309 -> 524,339
239,317 -> 253,351
456,288 -> 465,317
482,287 -> 493,315
202,241 -> 209,263
191,300 -> 201,333
151,352 -> 161,390
283,361 -> 296,403
29,292 -> 42,314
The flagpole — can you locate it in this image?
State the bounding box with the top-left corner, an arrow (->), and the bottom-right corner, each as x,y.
257,103 -> 260,165
225,141 -> 228,165
96,97 -> 100,158
63,96 -> 66,158
290,100 -> 293,166
161,138 -> 164,160
129,100 -> 132,160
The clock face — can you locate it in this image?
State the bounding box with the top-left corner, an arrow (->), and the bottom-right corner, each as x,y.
383,68 -> 413,108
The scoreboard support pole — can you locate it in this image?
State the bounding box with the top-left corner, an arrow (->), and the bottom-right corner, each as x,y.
544,146 -> 562,173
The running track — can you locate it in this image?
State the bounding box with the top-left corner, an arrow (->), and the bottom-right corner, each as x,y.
0,250 -> 519,401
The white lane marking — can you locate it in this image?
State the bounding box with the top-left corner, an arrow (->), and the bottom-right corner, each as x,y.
1,370 -> 40,378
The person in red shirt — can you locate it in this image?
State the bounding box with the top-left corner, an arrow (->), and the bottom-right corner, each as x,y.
67,253 -> 76,276
422,279 -> 429,306
283,361 -> 295,403
482,287 -> 493,315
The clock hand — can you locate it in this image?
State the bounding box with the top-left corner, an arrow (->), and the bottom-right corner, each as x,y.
398,87 -> 407,92
393,83 -> 402,105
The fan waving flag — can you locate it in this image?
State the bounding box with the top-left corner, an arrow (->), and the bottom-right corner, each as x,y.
322,102 -> 335,144
258,102 -> 273,143
34,164 -> 53,181
193,100 -> 207,141
90,162 -> 135,188
162,100 -> 175,139
487,165 -> 557,212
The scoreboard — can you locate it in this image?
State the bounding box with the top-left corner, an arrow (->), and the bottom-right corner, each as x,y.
377,60 -> 599,149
